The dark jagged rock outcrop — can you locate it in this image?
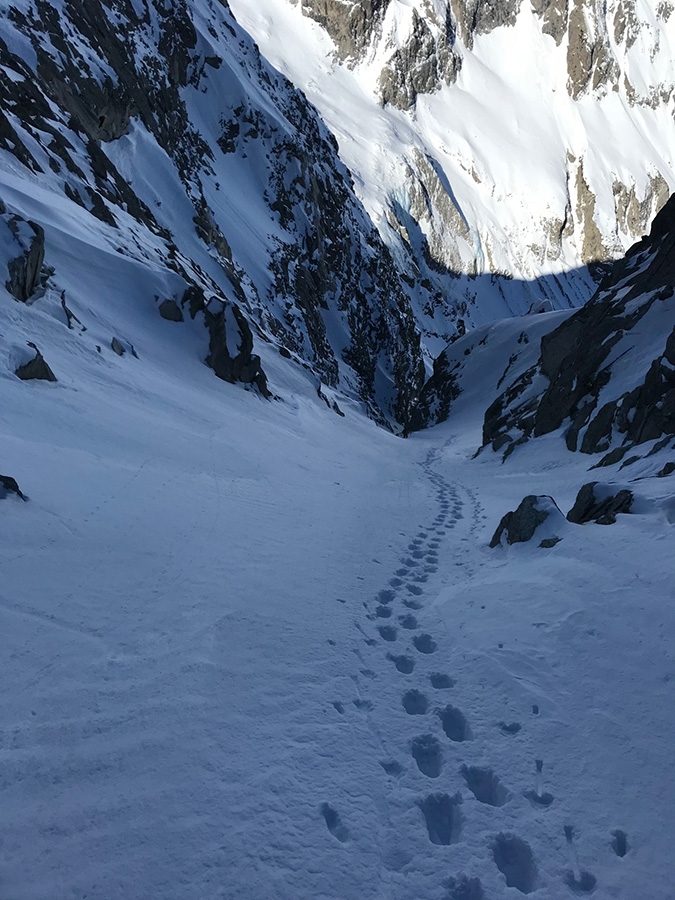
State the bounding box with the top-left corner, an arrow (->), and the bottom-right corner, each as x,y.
0,474 -> 27,501
205,300 -> 270,398
15,344 -> 57,381
300,1 -> 653,107
567,482 -> 633,525
566,0 -> 619,99
182,285 -> 207,321
263,109 -> 425,424
1,207 -> 46,302
482,193 -> 675,466
408,348 -> 460,432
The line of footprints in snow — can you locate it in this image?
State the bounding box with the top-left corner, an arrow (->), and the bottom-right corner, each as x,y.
324,452 -> 629,898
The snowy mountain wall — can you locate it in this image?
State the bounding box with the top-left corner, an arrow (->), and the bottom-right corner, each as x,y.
480,193 -> 675,469
0,0 -> 433,428
232,0 -> 675,342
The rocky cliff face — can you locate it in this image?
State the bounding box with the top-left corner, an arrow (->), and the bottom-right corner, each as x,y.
294,0 -> 674,107
378,9 -> 462,109
0,0 -> 429,427
481,194 -> 675,468
294,0 -> 391,59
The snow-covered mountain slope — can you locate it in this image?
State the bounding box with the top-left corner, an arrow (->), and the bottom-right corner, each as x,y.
231,0 -> 674,340
0,0 -> 435,428
3,2 -> 675,898
409,303 -> 573,433
3,232 -> 675,898
479,192 -> 675,470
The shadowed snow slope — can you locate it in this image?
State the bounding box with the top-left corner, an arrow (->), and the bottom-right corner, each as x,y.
2,2 -> 675,898
2,260 -> 675,897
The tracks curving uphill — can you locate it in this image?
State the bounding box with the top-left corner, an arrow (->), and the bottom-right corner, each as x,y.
320,439 -> 617,897
318,438 -> 622,898
320,444 -> 505,895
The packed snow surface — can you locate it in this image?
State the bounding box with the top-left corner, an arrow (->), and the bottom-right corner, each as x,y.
2,301 -> 675,898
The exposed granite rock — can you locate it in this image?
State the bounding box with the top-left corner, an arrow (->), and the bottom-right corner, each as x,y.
567,0 -> 594,98
3,0 -> 206,207
15,344 -> 57,381
567,482 -> 633,524
193,202 -> 232,261
265,102 -> 425,426
296,0 -> 391,60
451,0 -> 523,49
535,197 -> 675,449
531,0 -> 568,44
613,173 -> 669,240
46,77 -> 134,144
405,150 -> 470,271
482,363 -> 538,452
299,0 -> 669,116
0,23 -> 164,236
157,0 -> 198,87
588,325 -> 675,457
613,0 -> 640,48
182,285 -> 206,320
574,160 -> 607,264
566,0 -> 620,99
111,337 -> 126,356
379,9 -> 461,109
60,292 -> 85,331
298,1 -> 519,104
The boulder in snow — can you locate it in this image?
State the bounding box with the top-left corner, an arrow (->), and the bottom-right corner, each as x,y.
490,495 -> 564,548
15,344 -> 56,382
567,482 -> 633,525
0,474 -> 26,501
158,298 -> 184,322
